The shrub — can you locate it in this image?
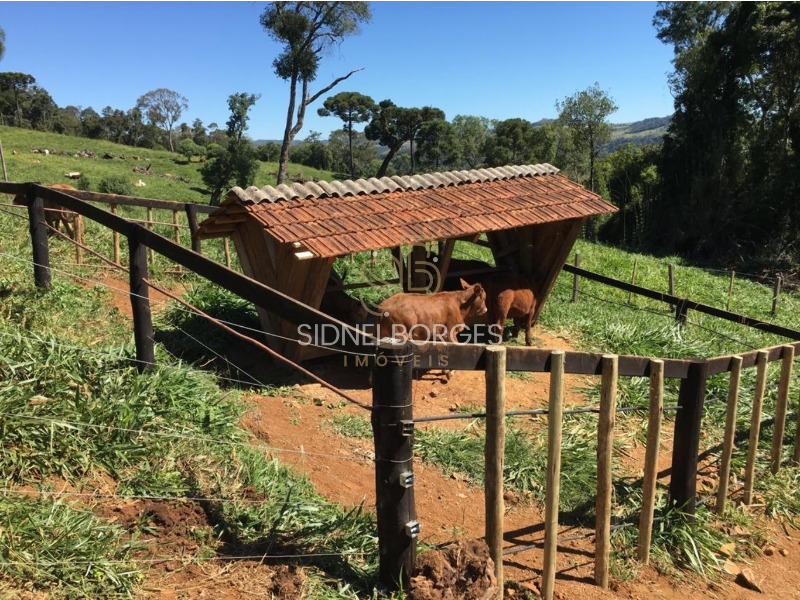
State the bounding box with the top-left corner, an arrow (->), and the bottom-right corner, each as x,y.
76,174 -> 91,191
98,175 -> 133,196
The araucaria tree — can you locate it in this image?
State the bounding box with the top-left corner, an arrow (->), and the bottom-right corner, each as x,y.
556,84 -> 618,192
261,1 -> 371,184
201,93 -> 261,206
317,91 -> 376,178
136,88 -> 188,152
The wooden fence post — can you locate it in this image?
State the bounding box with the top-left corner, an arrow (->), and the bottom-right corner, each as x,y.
668,360 -> 708,516
111,204 -> 121,265
637,358 -> 664,562
627,259 -> 638,304
771,277 -> 782,317
485,345 -> 506,598
716,356 -> 742,515
542,350 -> 565,600
744,351 -> 769,505
571,253 -> 580,303
224,238 -> 232,268
595,354 -> 618,588
372,338 -> 416,592
668,264 -> 675,297
185,203 -> 202,254
770,345 -> 794,474
128,226 -> 155,372
726,271 -> 735,311
27,189 -> 51,289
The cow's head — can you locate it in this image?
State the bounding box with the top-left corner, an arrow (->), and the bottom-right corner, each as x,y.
460,278 -> 488,316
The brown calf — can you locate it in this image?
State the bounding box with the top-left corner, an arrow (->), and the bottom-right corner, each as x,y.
13,184 -> 83,241
485,273 -> 538,346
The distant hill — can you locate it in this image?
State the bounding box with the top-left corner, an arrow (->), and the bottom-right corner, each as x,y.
605,116 -> 671,153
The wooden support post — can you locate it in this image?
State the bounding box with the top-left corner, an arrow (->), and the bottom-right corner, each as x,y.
771,277 -> 782,317
716,356 -> 742,515
638,359 -> 664,563
743,350 -> 769,505
372,338 -> 416,592
485,346 -> 506,598
595,354 -> 618,588
224,237 -> 231,268
668,264 -> 675,296
542,350 -> 565,600
571,252 -> 581,303
111,204 -> 121,265
668,360 -> 708,515
185,203 -> 201,254
627,259 -> 638,303
726,271 -> 735,311
146,207 -> 155,263
74,215 -> 84,266
128,227 -> 155,372
27,191 -> 51,289
770,345 -> 794,474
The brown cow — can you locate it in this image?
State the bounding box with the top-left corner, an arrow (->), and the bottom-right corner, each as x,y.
13,183 -> 83,241
376,279 -> 488,343
484,273 -> 538,346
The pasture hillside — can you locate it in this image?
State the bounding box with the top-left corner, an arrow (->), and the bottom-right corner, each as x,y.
0,125 -> 336,204
0,162 -> 799,597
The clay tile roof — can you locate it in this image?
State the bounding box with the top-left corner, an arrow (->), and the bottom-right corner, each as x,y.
196,163 -> 617,258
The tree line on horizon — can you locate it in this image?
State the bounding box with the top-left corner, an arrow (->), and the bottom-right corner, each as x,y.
2,1 -> 799,274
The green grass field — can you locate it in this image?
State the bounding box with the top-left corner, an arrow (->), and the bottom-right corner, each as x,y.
0,126 -> 799,595
0,125 -> 336,204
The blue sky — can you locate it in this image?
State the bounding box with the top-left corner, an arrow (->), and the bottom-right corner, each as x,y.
1,2 -> 675,140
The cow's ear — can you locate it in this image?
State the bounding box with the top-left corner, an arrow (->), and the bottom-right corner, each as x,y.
460,278 -> 469,289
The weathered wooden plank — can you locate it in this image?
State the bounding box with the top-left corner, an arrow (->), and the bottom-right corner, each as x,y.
744,351 -> 769,505
412,343 -> 693,378
716,356 -> 742,515
668,360 -> 709,515
595,355 -> 618,588
485,346 -> 506,597
638,359 -> 664,561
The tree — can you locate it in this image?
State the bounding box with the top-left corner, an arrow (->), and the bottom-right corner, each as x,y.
0,28 -> 5,61
0,72 -> 35,126
178,138 -> 205,162
365,101 -> 445,176
484,118 -> 539,167
317,91 -> 376,178
261,1 -> 371,184
451,115 -> 491,168
327,129 -> 378,177
556,84 -> 618,192
201,93 -> 260,205
135,88 -> 188,152
416,119 -> 457,171
257,141 -> 281,162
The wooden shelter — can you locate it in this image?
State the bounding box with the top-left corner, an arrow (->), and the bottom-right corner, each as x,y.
195,164 -> 616,361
